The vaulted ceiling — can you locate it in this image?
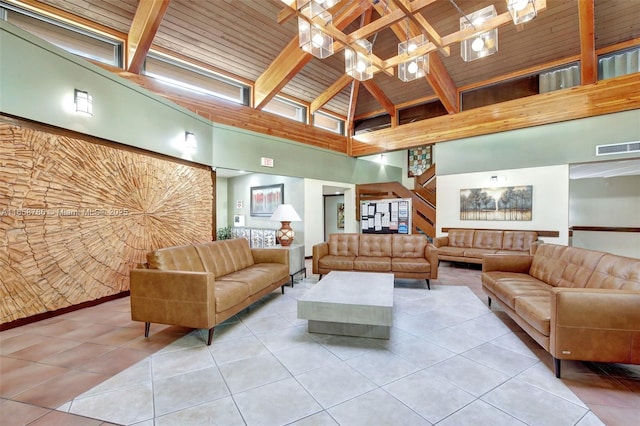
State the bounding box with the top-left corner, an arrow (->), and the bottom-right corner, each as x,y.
22,0 -> 640,131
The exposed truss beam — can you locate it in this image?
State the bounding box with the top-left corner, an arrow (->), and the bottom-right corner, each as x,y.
578,0 -> 597,85
310,74 -> 353,114
362,80 -> 396,124
127,0 -> 170,74
255,0 -> 372,110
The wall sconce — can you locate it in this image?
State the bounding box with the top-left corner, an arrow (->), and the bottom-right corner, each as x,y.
185,132 -> 197,147
74,89 -> 93,116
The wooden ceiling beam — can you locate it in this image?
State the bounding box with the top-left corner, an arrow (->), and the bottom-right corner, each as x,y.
310,74 -> 353,114
362,80 -> 396,120
579,0 -> 597,85
127,0 -> 170,74
255,0 -> 372,110
376,1 -> 458,113
391,0 -> 449,56
347,80 -> 361,139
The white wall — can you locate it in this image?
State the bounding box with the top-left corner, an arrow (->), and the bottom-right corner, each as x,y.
436,165 -> 569,245
569,174 -> 640,258
304,179 -> 356,257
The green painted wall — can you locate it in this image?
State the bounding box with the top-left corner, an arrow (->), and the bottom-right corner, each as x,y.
0,21 -> 213,165
211,123 -> 401,183
435,110 -> 640,176
0,21 -> 402,185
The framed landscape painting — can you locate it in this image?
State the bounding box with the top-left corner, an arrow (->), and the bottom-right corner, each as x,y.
250,184 -> 283,217
460,185 -> 533,221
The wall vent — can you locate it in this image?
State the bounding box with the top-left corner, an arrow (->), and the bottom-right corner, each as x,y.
596,141 -> 640,156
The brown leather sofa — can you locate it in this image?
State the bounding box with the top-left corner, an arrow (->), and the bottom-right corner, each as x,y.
130,238 -> 289,345
482,243 -> 640,377
312,233 -> 438,289
434,229 -> 539,264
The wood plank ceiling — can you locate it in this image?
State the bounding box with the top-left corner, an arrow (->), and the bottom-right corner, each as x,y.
18,0 -> 640,138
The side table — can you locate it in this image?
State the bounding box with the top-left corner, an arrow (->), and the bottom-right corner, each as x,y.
264,244 -> 306,286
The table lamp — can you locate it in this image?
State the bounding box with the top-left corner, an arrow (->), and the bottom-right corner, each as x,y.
270,204 -> 301,246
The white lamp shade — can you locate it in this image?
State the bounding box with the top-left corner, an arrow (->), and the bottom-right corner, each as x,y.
270,204 -> 301,222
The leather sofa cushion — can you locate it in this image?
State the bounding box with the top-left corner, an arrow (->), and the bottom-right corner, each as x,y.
214,280 -> 251,312
195,239 -> 255,277
392,257 -> 430,273
392,234 -> 427,258
218,263 -> 287,294
329,233 -> 360,257
491,278 -> 551,310
586,253 -> 640,290
530,244 -> 568,286
359,234 -> 392,257
515,296 -> 551,336
318,255 -> 355,271
502,231 -> 538,252
147,244 -> 205,272
473,230 -> 503,250
447,229 -> 474,248
555,246 -> 605,288
496,250 -> 533,256
437,246 -> 466,257
354,256 -> 391,272
463,248 -> 498,259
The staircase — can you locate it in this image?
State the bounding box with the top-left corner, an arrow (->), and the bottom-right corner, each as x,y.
356,164 -> 436,240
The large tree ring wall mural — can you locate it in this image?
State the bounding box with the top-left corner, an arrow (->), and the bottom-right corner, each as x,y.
0,122 -> 214,324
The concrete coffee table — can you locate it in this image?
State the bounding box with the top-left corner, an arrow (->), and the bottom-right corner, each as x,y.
297,271 -> 394,339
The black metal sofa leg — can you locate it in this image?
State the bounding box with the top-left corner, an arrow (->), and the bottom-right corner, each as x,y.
207,327 -> 215,346
554,358 -> 561,378
144,322 -> 150,338
425,279 -> 430,290
488,297 -> 492,308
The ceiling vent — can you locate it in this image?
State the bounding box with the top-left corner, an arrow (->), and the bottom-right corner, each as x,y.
595,141 -> 640,156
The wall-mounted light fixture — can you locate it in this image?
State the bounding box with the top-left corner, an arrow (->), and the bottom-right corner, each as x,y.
74,89 -> 93,116
182,132 -> 197,160
185,131 -> 197,147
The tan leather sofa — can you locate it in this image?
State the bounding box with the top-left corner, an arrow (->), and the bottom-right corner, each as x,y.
434,229 -> 539,264
130,238 -> 289,345
312,233 -> 438,289
482,243 -> 640,378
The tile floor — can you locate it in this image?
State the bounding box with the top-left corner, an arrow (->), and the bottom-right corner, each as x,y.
1,262 -> 639,425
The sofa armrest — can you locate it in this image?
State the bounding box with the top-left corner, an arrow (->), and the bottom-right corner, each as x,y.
482,254 -> 533,273
425,243 -> 439,279
129,269 -> 216,327
552,287 -> 640,330
550,287 -> 640,362
252,248 -> 289,266
312,242 -> 329,274
433,236 -> 448,248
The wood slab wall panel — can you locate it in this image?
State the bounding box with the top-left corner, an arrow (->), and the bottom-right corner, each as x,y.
351,72 -> 640,155
0,123 -> 213,324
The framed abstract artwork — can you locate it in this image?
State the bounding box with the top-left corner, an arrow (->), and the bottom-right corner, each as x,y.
250,184 -> 284,217
337,202 -> 345,229
408,145 -> 432,177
